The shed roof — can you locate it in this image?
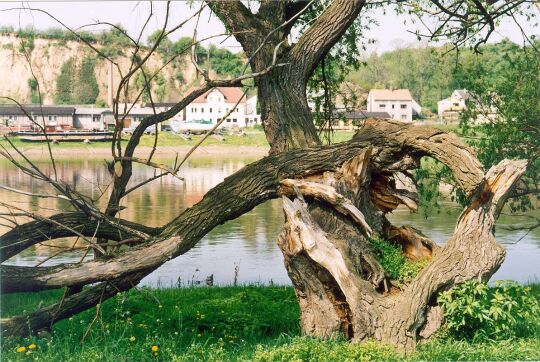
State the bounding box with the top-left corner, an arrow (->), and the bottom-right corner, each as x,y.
334,110 -> 391,119
0,105 -> 75,116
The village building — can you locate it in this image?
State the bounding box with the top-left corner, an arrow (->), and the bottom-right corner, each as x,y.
102,105 -> 163,131
366,89 -> 421,121
437,89 -> 469,120
0,105 -> 75,132
182,87 -> 260,128
74,107 -> 108,130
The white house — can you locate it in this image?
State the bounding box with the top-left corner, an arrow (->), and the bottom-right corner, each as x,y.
437,89 -> 469,119
367,89 -> 421,121
183,87 -> 260,128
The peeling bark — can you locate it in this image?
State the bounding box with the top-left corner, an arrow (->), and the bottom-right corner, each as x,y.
278,152 -> 526,349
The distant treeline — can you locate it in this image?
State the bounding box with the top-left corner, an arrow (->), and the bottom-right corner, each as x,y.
349,39 -> 535,113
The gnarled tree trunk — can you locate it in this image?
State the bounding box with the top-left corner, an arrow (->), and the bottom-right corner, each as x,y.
276,127 -> 527,348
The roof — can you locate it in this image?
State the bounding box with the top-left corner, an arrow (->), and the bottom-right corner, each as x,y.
142,102 -> 178,108
369,89 -> 413,101
454,89 -> 469,99
0,105 -> 75,116
191,87 -> 246,104
75,107 -> 110,115
333,110 -> 391,119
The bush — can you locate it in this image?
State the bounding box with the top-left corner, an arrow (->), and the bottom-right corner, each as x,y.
369,236 -> 428,283
438,281 -> 540,341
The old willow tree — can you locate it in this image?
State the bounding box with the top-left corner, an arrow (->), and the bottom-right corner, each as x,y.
0,0 -> 535,350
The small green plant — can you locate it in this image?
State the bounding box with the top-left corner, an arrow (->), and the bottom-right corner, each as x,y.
438,280 -> 540,341
369,236 -> 405,280
369,236 -> 428,283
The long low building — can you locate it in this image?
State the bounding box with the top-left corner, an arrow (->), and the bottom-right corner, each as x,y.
0,89 -> 263,133
0,105 -> 75,132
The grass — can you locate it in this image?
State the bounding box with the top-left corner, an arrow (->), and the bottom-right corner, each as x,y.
1,284 -> 539,361
0,130 -> 357,152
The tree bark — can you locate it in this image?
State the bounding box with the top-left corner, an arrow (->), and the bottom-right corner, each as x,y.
278,147 -> 526,349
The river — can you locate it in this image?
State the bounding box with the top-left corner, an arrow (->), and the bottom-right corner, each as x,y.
1,155 -> 539,286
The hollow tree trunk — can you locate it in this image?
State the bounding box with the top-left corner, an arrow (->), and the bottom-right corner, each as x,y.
278,147 -> 526,349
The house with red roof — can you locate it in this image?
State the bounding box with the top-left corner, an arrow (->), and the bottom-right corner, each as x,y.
182,87 -> 260,128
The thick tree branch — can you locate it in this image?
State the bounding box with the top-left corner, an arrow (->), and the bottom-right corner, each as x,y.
0,213 -> 159,262
1,121 -> 484,294
288,0 -> 366,79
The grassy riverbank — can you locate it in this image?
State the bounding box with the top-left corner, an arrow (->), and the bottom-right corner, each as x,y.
0,131 -> 358,158
2,284 -> 539,361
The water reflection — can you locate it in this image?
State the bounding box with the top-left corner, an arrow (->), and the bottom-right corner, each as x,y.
1,156 -> 538,286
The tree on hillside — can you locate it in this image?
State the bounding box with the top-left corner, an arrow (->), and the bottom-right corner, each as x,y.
0,0 -> 535,350
54,58 -> 75,104
55,56 -> 99,104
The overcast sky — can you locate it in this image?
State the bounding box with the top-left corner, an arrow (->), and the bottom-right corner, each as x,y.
0,1 -> 537,53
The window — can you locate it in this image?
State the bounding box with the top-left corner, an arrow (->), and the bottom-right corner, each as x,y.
92,115 -> 100,123
453,103 -> 459,107
226,108 -> 229,113
400,104 -> 407,109
236,107 -> 239,112
379,104 -> 386,108
226,119 -> 231,123
192,108 -> 196,113
218,108 -> 221,113
201,108 -> 204,113
209,108 -> 213,113
233,119 -> 237,123
245,118 -> 249,123
401,115 -> 407,120
392,104 -> 395,109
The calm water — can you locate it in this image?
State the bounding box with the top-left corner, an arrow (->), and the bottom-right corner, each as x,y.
1,156 -> 539,286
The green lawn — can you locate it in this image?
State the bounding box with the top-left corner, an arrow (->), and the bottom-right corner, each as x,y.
0,129 -> 361,151
1,285 -> 539,361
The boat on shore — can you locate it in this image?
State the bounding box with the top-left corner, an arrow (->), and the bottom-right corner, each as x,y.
16,130 -> 114,142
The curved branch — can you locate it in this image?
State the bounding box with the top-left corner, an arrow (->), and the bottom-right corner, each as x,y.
0,213 -> 160,262
0,121 -> 484,294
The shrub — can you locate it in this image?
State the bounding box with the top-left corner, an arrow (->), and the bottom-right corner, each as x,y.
438,280 -> 540,341
369,236 -> 428,283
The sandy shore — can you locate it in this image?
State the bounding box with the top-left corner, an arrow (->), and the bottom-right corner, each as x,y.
6,144 -> 271,159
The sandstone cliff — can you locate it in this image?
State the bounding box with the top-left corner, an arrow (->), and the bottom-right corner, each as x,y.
0,34 -> 200,105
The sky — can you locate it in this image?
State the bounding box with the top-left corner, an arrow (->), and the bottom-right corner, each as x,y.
0,1 -> 537,54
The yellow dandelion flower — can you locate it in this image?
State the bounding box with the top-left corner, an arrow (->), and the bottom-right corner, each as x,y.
151,345 -> 159,352
129,336 -> 136,342
28,343 -> 37,350
16,346 -> 26,353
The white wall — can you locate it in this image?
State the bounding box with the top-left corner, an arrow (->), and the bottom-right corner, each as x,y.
184,89 -> 252,128
367,97 -> 412,121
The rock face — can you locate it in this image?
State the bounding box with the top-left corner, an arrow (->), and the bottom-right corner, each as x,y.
0,34 -> 200,105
